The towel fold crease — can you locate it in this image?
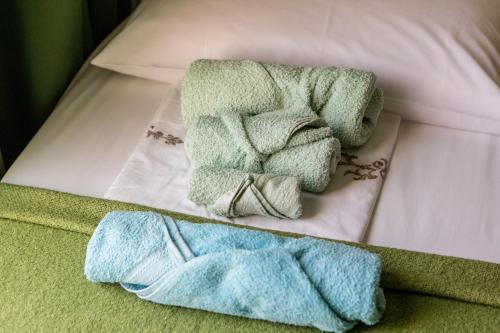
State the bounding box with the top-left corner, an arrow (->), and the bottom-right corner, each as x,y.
189,167 -> 303,219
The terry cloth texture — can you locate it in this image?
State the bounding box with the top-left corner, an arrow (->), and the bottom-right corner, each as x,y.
85,211 -> 385,332
188,167 -> 303,219
105,99 -> 401,242
1,183 -> 499,332
185,109 -> 341,192
181,59 -> 383,147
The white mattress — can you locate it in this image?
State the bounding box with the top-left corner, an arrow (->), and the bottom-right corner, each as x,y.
3,60 -> 499,264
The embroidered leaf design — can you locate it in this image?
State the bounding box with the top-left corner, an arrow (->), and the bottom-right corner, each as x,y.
339,153 -> 388,181
146,127 -> 183,146
165,134 -> 183,145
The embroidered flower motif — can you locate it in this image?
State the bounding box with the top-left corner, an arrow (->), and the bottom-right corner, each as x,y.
146,126 -> 183,145
164,134 -> 184,145
338,153 -> 388,181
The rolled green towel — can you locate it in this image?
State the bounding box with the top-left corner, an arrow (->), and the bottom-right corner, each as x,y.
185,108 -> 341,192
189,167 -> 303,219
181,59 -> 383,147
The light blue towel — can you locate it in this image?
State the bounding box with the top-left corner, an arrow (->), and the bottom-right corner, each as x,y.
85,211 -> 385,332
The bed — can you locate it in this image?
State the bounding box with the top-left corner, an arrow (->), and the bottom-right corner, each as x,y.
4,48 -> 499,264
1,0 -> 499,332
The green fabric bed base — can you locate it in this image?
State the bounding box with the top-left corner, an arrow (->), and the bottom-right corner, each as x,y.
0,183 -> 499,332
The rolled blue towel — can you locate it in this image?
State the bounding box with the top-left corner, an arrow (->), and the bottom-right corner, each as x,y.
185,108 -> 341,192
181,59 -> 383,147
85,211 -> 385,333
189,167 -> 303,219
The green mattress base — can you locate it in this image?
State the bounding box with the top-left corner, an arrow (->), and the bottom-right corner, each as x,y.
0,183 -> 499,332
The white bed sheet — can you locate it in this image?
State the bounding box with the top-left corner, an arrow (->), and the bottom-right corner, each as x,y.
2,63 -> 499,264
2,62 -> 171,197
367,122 -> 500,263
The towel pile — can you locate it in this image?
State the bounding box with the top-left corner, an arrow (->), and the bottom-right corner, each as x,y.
91,60 -> 387,332
181,59 -> 383,218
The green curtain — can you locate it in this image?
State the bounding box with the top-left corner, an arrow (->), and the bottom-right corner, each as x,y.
0,0 -> 139,168
0,148 -> 4,177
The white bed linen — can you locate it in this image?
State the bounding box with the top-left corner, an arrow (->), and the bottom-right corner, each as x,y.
0,20 -> 172,197
104,85 -> 400,243
93,0 -> 500,136
2,64 -> 499,263
2,64 -> 171,197
366,123 -> 500,264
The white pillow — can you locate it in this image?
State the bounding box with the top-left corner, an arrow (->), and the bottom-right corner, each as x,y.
92,0 -> 500,135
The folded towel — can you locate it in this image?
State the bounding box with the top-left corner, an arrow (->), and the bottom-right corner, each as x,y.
188,167 -> 302,219
185,108 -> 341,192
105,88 -> 401,242
181,59 -> 383,147
85,211 -> 385,333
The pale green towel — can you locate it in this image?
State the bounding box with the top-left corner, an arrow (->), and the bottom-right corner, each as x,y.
181,59 -> 383,147
185,108 -> 341,193
188,167 -> 302,219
